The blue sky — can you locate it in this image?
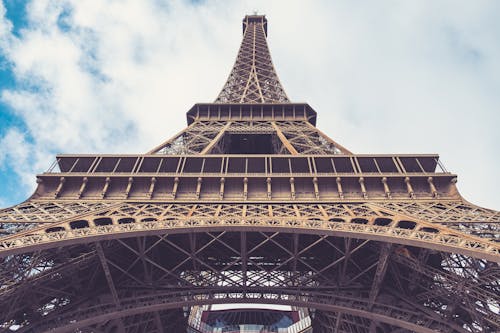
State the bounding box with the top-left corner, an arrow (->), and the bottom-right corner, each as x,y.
1,0 -> 32,205
1,1 -> 24,205
0,0 -> 499,209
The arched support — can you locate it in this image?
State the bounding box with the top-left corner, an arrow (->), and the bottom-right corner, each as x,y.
21,288 -> 465,333
1,218 -> 498,262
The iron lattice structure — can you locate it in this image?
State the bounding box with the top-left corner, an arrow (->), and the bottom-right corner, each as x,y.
0,15 -> 499,333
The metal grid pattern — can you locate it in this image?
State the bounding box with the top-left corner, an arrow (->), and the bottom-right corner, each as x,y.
1,234 -> 498,332
149,120 -> 349,155
0,14 -> 498,333
215,16 -> 289,103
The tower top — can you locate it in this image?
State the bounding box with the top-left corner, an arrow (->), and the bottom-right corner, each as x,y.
216,15 -> 289,103
243,14 -> 267,36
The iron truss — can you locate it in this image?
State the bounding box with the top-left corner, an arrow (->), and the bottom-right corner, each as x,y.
0,14 -> 499,333
0,202 -> 499,260
1,231 -> 499,332
148,120 -> 349,155
215,15 -> 289,103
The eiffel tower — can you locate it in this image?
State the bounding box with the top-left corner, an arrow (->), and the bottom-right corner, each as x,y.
1,14 -> 499,333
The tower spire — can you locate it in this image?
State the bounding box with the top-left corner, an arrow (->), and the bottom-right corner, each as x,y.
215,15 -> 289,103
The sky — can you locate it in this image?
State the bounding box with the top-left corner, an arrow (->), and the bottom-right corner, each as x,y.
0,0 -> 499,209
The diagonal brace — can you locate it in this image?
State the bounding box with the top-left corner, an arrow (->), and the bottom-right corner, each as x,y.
368,243 -> 393,309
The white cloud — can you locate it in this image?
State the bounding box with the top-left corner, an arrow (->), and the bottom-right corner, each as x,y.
0,128 -> 29,165
0,0 -> 499,209
0,128 -> 36,192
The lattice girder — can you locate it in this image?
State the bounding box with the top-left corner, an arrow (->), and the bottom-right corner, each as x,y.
1,231 -> 497,332
0,202 -> 498,261
148,119 -> 350,155
215,16 -> 289,103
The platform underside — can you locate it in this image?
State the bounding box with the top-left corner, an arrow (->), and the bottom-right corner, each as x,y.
0,197 -> 499,332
